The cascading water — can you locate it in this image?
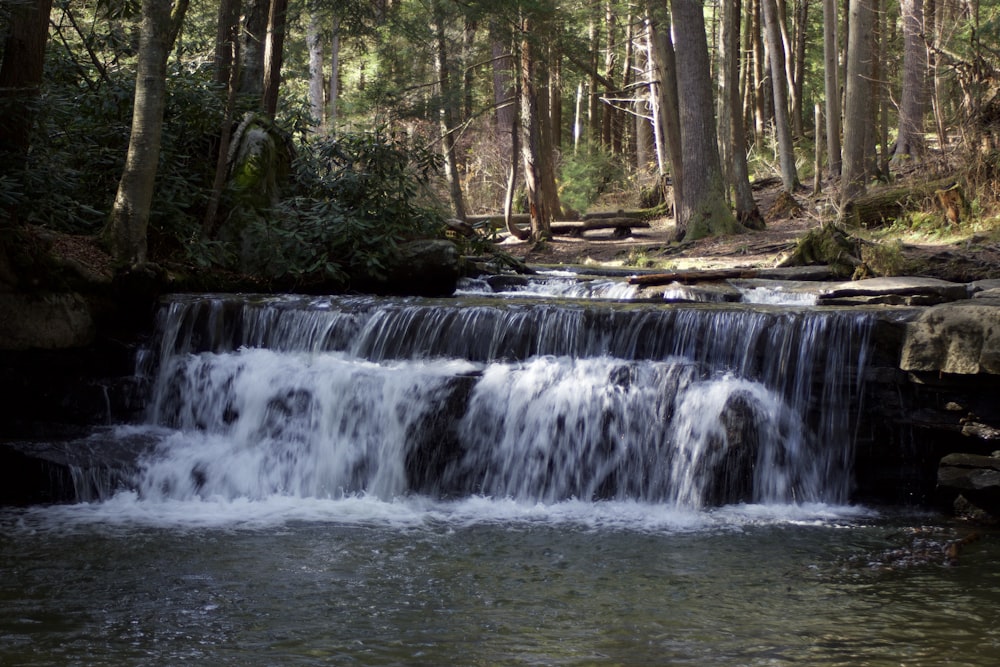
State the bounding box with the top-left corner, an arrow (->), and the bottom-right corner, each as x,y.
122,293 -> 873,509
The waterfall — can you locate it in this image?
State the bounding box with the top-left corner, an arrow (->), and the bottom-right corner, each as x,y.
129,294 -> 872,508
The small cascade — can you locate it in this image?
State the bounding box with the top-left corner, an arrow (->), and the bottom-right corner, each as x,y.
127,294 -> 872,508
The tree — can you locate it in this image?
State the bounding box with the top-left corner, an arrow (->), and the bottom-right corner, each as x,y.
892,0 -> 926,162
261,0 -> 289,120
668,0 -> 741,241
0,0 -> 53,172
520,12 -> 553,241
762,0 -> 800,192
717,0 -> 763,228
822,0 -> 842,175
104,0 -> 190,267
431,0 -> 468,221
841,0 -> 874,207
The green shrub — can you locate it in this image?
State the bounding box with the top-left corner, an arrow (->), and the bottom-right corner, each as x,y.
558,148 -> 625,214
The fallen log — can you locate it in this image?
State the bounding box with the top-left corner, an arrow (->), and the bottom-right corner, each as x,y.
550,218 -> 651,237
628,268 -> 760,286
581,210 -> 646,221
841,176 -> 965,228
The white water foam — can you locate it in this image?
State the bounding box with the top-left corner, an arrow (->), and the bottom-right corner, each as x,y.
4,492 -> 874,534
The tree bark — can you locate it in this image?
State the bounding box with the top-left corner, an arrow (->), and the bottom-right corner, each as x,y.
261,0 -> 288,120
841,0 -> 874,206
239,0 -> 268,98
520,15 -> 552,241
0,0 -> 53,171
645,1 -> 684,216
105,0 -> 190,267
719,0 -> 764,228
668,0 -> 740,241
893,0 -> 927,161
212,0 -> 240,87
432,2 -> 467,221
327,14 -> 341,132
822,0 -> 842,175
762,0 -> 800,192
306,7 -> 324,130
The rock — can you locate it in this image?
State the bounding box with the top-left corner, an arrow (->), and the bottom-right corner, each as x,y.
819,276 -> 970,306
379,239 -> 461,297
938,452 -> 1000,515
900,301 -> 1000,374
0,292 -> 95,350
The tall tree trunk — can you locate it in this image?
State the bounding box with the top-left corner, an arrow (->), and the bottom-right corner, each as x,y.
505,73 -> 528,240
239,0 -> 268,98
261,0 -> 288,119
0,0 -> 53,172
750,0 -> 770,139
520,16 -> 552,241
841,0 -> 874,206
668,0 -> 740,241
791,0 -> 809,138
927,0 -> 947,150
105,0 -> 190,267
762,0 -> 800,192
646,1 -> 684,214
433,3 -> 467,221
549,45 -> 563,150
587,20 -> 602,146
306,8 -> 325,130
203,11 -> 242,236
601,0 -> 618,150
822,0 -> 842,175
212,0 -> 240,87
719,0 -> 764,227
893,0 -> 927,161
327,15 -> 341,132
490,21 -> 516,131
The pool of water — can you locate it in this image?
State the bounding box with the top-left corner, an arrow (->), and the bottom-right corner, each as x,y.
1,498 -> 996,666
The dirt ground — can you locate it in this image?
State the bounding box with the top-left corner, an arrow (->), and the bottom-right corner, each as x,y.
499,177 -> 1000,283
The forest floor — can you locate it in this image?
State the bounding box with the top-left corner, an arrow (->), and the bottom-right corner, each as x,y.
499,171 -> 1000,283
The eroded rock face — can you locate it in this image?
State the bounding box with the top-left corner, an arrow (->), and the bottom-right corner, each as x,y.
900,299 -> 1000,374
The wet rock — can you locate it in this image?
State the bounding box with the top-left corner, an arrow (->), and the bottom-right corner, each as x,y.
900,301 -> 1000,374
819,277 -> 970,306
938,452 -> 1000,516
377,239 -> 461,297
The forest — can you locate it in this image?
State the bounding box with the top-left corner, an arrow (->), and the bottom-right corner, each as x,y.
1,0 -> 999,290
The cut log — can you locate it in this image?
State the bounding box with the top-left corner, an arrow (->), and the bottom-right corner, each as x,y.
841,176 -> 965,227
581,209 -> 645,221
550,218 -> 651,236
628,268 -> 760,286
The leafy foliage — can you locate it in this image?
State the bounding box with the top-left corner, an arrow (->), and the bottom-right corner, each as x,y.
241,129 -> 447,286
558,148 -> 626,214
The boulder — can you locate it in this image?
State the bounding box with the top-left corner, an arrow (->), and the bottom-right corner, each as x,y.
379,239 -> 461,297
900,300 -> 1000,374
938,452 -> 1000,516
0,292 -> 95,350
